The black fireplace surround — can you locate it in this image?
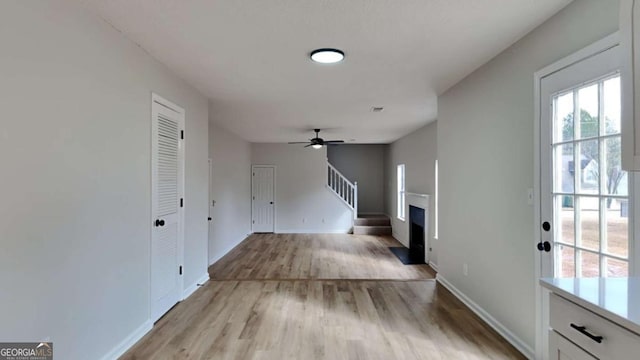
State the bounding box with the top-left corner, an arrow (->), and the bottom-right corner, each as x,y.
409,205 -> 425,263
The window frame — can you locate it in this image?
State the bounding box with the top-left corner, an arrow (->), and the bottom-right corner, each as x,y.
434,160 -> 439,240
397,164 -> 405,221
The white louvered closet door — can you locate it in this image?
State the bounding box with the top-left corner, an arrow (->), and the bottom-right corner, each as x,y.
151,94 -> 184,323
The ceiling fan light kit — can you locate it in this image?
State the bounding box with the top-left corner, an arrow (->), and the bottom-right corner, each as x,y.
288,129 -> 345,149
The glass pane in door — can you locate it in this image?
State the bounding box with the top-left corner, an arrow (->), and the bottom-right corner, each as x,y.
557,245 -> 575,278
554,195 -> 575,246
579,250 -> 600,277
576,196 -> 599,252
604,199 -> 629,258
578,84 -> 599,139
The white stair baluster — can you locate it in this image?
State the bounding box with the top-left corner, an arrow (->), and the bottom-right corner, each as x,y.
326,161 -> 358,220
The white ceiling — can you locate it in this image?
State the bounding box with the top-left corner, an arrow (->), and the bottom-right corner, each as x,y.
80,0 -> 571,143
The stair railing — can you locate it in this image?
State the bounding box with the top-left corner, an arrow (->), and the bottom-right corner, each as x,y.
327,162 -> 358,219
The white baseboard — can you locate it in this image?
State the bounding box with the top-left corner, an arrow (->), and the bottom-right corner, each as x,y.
436,274 -> 534,359
276,229 -> 351,234
428,261 -> 439,272
100,320 -> 152,360
183,273 -> 210,300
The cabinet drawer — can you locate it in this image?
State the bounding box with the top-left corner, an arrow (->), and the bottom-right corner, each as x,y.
549,330 -> 596,360
550,294 -> 639,359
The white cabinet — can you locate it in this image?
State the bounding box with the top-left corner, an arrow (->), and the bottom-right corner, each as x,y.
549,331 -> 596,360
621,0 -> 640,170
548,293 -> 640,360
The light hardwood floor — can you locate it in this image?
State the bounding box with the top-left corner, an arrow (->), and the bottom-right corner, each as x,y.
122,234 -> 525,360
208,233 -> 436,280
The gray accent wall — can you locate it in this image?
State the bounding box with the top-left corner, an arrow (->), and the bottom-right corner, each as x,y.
208,121 -> 252,265
437,0 -> 618,353
327,145 -> 385,214
0,2 -> 210,359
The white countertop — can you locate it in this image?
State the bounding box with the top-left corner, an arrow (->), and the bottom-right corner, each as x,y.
540,277 -> 640,335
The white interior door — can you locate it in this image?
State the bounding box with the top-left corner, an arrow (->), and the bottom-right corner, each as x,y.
151,93 -> 184,323
252,166 -> 275,233
208,158 -> 214,263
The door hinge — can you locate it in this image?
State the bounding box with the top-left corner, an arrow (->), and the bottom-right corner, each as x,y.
253,173 -> 255,176
252,220 -> 255,224
179,265 -> 183,275
180,198 -> 184,207
181,130 -> 184,140
253,196 -> 255,200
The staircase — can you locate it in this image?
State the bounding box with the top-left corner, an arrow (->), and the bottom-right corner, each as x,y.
327,162 -> 358,219
326,161 -> 392,235
353,215 -> 392,235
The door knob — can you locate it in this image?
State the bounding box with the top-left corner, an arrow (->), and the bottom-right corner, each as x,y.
542,222 -> 551,231
270,202 -> 274,205
155,219 -> 165,227
537,241 -> 551,252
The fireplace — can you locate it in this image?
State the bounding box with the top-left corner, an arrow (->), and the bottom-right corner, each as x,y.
388,193 -> 429,265
409,205 -> 425,263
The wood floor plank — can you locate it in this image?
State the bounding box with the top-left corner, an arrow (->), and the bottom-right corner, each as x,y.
208,233 -> 436,280
122,234 -> 525,360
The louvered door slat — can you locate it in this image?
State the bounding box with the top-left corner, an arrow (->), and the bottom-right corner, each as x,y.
156,115 -> 179,217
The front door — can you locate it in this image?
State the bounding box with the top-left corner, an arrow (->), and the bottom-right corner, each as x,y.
252,166 -> 275,233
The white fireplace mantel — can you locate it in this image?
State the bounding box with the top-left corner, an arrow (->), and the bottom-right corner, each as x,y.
406,192 -> 430,210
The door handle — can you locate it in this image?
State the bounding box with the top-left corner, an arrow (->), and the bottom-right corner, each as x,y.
155,219 -> 165,227
570,324 -> 603,343
537,241 -> 551,252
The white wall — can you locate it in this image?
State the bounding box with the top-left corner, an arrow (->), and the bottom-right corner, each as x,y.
208,121 -> 252,265
251,144 -> 353,233
327,145 -> 385,214
384,122 -> 438,266
0,2 -> 209,359
437,0 -> 618,355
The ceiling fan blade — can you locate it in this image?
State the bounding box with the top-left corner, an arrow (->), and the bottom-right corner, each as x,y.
288,142 -> 311,144
324,140 -> 345,143
304,144 -> 313,148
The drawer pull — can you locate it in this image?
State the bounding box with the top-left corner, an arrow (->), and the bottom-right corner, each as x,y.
570,323 -> 604,343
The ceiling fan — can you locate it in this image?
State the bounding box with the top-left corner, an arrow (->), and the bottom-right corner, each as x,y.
288,129 -> 345,149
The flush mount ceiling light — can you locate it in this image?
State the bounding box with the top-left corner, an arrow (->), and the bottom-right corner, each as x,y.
310,48 -> 345,64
